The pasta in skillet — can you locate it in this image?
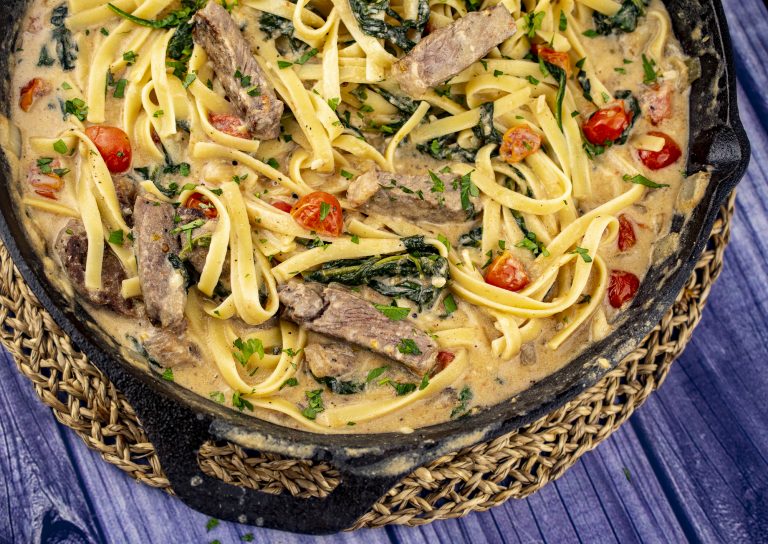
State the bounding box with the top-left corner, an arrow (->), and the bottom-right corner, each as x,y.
9,0 -> 693,432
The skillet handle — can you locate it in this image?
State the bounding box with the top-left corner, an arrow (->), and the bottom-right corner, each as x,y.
128,383 -> 405,534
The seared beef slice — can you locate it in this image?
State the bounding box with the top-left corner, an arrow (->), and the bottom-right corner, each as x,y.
193,1 -> 284,140
55,219 -> 133,315
279,282 -> 438,375
347,169 -> 482,222
304,343 -> 357,378
134,194 -> 187,328
393,5 -> 516,97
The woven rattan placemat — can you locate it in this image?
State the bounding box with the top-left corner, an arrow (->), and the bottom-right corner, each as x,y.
0,193 -> 735,529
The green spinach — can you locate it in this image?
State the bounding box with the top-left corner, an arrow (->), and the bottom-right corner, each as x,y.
348,0 -> 429,51
592,0 -> 649,35
304,236 -> 449,308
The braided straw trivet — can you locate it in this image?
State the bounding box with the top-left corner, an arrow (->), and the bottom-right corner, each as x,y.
0,192 -> 735,529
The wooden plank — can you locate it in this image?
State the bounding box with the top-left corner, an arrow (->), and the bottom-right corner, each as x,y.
0,351 -> 105,543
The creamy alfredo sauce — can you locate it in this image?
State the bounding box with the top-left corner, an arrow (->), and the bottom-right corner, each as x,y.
8,0 -> 699,433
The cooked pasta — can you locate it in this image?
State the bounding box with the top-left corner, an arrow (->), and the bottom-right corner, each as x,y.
8,0 -> 694,433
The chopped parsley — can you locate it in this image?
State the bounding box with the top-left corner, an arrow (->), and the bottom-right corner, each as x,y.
570,246 -> 593,263
113,78 -> 128,98
63,98 -> 88,122
523,11 -> 545,38
53,139 -> 68,154
206,518 -> 220,532
642,54 -> 660,85
295,48 -> 319,65
232,391 -> 254,412
301,389 -> 325,419
209,391 -> 225,403
397,338 -> 421,355
108,229 -> 125,245
450,386 -> 473,418
443,294 -> 457,315
161,368 -> 174,382
340,169 -> 354,179
280,377 -> 299,390
374,303 -> 409,321
319,201 -> 331,221
623,173 -> 669,188
366,366 -> 388,383
232,337 -> 265,366
419,373 -> 430,390
458,171 -> 478,219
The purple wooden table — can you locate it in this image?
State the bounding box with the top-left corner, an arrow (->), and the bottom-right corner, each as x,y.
2,1 -> 767,542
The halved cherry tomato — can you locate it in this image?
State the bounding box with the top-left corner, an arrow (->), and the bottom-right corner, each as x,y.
209,113 -> 252,139
84,125 -> 132,173
642,83 -> 672,126
637,131 -> 682,170
531,44 -> 572,77
500,126 -> 542,164
290,191 -> 343,237
435,351 -> 456,373
28,161 -> 64,200
19,78 -> 50,112
29,173 -> 63,200
272,201 -> 294,213
484,252 -> 530,292
582,102 -> 632,145
608,270 -> 639,308
617,214 -> 636,252
185,192 -> 218,219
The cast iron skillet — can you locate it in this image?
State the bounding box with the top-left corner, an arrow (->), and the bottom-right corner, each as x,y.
0,0 -> 750,534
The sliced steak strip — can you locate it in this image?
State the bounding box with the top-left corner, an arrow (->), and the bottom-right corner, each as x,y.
193,1 -> 284,140
113,175 -> 138,226
134,194 -> 187,329
393,5 -> 517,97
346,169 -> 482,222
144,326 -> 201,368
279,282 -> 438,375
304,342 -> 357,378
55,220 -> 134,315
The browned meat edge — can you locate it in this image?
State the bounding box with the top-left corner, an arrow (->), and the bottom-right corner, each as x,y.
134,194 -> 187,329
279,282 -> 438,375
393,5 -> 517,97
346,169 -> 482,222
55,219 -> 134,315
193,1 -> 284,140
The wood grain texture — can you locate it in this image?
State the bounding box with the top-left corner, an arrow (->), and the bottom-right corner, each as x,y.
2,0 -> 768,542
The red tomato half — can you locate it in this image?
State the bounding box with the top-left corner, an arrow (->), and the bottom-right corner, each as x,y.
608,270 -> 640,308
532,45 -> 572,77
209,113 -> 252,139
185,192 -> 218,219
291,191 -> 343,237
617,214 -> 636,252
637,131 -> 682,170
500,126 -> 542,164
435,351 -> 456,373
484,252 -> 530,292
19,78 -> 50,112
272,201 -> 294,213
582,102 -> 632,145
84,125 -> 132,173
